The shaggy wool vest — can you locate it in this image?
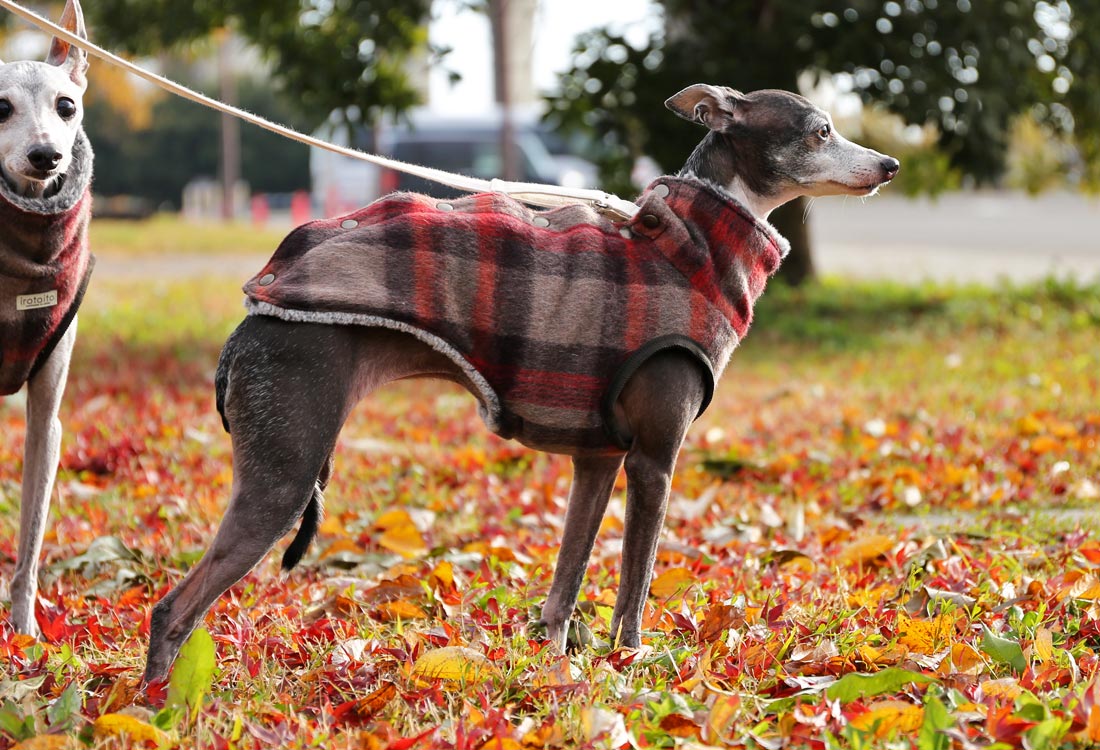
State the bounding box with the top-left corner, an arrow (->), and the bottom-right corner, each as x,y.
244,177 -> 789,453
0,131 -> 94,396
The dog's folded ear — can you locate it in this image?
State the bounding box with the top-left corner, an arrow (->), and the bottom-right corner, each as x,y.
45,0 -> 89,89
665,84 -> 744,131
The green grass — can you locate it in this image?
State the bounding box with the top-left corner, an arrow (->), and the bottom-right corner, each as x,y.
90,215 -> 287,258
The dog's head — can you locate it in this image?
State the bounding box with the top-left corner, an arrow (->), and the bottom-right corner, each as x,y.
666,84 -> 899,211
0,0 -> 89,198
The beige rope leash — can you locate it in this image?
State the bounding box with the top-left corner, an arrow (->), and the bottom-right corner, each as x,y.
0,0 -> 640,220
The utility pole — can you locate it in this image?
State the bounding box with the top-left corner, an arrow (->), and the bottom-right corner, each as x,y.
489,0 -> 519,181
217,29 -> 241,221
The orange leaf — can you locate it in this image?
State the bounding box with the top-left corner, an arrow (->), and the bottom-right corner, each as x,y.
1088,705 -> 1100,742
838,534 -> 895,567
897,613 -> 955,655
659,713 -> 701,739
650,567 -> 695,599
429,560 -> 455,592
372,599 -> 429,622
378,522 -> 427,559
849,700 -> 923,737
320,538 -> 365,561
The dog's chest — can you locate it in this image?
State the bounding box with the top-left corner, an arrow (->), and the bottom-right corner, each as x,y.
0,191 -> 93,395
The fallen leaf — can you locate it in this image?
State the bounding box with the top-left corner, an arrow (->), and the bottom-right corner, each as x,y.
826,668 -> 935,703
849,700 -> 923,737
11,738 -> 78,750
837,534 -> 895,567
411,646 -> 495,685
650,567 -> 695,598
92,713 -> 170,745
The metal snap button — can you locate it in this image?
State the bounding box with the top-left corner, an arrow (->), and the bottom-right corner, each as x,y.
619,227 -> 633,239
641,214 -> 660,229
340,218 -> 358,229
533,216 -> 550,227
258,273 -> 275,286
653,183 -> 670,198
437,202 -> 454,211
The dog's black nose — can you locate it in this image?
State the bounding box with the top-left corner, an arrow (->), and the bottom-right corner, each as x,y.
881,157 -> 900,179
27,146 -> 63,171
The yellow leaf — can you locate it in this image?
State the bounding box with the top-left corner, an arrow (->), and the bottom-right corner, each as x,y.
411,646 -> 495,686
981,677 -> 1023,699
650,567 -> 695,599
11,737 -> 78,750
318,515 -> 346,536
92,713 -> 170,745
848,584 -> 897,610
429,560 -> 454,591
1016,414 -> 1043,436
897,613 -> 955,655
837,534 -> 895,566
378,521 -> 426,559
375,509 -> 415,530
1029,436 -> 1062,454
849,700 -> 923,737
1034,627 -> 1054,664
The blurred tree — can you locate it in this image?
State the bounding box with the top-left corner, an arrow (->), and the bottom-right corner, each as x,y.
81,0 -> 435,133
84,79 -> 311,208
546,1 -> 1096,285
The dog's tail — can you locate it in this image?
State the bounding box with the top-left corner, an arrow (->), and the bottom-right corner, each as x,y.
282,486 -> 322,571
214,337 -> 233,434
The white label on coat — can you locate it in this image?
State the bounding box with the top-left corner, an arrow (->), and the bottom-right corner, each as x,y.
16,290 -> 58,310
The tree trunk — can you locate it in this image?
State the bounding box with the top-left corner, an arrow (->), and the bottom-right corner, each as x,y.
770,197 -> 815,285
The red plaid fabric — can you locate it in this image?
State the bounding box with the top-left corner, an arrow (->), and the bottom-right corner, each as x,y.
244,177 -> 788,453
0,134 -> 94,396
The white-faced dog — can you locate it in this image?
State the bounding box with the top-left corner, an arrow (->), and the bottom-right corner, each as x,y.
143,85 -> 898,682
1,0 -> 92,637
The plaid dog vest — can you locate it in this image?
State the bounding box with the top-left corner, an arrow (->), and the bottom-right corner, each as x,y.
244,177 -> 789,453
0,132 -> 94,396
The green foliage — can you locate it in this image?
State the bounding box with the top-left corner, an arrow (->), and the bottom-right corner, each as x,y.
546,1 -> 1097,193
82,78 -> 311,207
163,627 -> 216,725
83,0 -> 434,130
980,626 -> 1027,673
825,668 -> 935,702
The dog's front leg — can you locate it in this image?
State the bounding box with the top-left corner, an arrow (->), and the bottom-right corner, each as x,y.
11,318 -> 77,636
610,350 -> 706,648
538,454 -> 624,651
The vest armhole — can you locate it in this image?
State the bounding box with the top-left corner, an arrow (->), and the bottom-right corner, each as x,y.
28,254 -> 95,382
601,334 -> 716,450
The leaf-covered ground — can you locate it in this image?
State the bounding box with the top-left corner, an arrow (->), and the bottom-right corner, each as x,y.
2,230 -> 1100,748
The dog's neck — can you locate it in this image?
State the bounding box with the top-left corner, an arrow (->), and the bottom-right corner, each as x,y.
678,131 -> 793,221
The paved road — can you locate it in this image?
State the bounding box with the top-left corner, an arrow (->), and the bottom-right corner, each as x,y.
810,191 -> 1100,283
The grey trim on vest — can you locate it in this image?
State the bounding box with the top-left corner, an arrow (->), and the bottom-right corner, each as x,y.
601,334 -> 721,450
245,299 -> 503,433
0,130 -> 93,214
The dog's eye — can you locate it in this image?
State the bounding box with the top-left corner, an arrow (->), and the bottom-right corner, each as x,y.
0,99 -> 12,123
56,97 -> 77,120
816,124 -> 831,140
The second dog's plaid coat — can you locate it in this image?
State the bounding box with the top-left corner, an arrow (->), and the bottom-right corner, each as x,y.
244,177 -> 789,452
0,132 -> 94,396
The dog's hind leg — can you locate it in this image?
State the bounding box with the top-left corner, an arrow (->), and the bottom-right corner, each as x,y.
537,453 -> 623,651
609,350 -> 707,649
144,321 -> 357,682
11,319 -> 77,636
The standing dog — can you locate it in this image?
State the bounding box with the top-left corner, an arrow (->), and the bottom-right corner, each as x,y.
0,0 -> 92,637
144,84 -> 899,681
